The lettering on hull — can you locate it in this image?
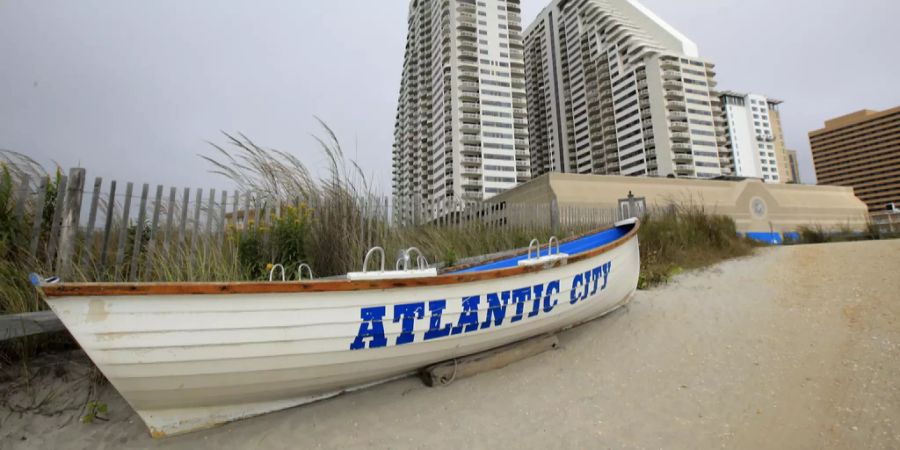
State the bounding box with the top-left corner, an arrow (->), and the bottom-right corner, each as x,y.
350,261 -> 612,350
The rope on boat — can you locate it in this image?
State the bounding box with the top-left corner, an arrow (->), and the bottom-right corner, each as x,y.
441,358 -> 460,385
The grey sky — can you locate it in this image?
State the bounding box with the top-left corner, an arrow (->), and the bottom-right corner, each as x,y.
1,0 -> 898,192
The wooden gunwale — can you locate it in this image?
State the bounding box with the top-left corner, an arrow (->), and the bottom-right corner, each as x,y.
41,221 -> 639,298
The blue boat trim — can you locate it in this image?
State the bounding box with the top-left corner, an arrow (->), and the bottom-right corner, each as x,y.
449,227 -> 629,274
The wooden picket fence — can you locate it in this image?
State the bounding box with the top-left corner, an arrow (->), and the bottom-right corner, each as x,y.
6,167 -> 628,282
7,168 -> 318,281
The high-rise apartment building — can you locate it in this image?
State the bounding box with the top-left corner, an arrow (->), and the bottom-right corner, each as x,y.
810,107 -> 900,210
524,0 -> 731,180
392,0 -> 531,221
719,92 -> 791,183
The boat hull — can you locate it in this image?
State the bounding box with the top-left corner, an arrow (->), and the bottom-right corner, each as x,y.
44,230 -> 639,437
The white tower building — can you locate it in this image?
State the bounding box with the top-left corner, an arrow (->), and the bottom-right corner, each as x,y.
720,91 -> 785,183
524,0 -> 732,180
392,0 -> 531,222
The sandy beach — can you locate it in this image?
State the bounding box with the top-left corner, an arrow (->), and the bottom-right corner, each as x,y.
3,239 -> 899,449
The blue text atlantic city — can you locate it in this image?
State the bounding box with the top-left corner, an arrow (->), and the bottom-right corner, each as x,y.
349,261 -> 612,350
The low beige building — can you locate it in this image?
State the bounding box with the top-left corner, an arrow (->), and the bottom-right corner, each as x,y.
489,173 -> 868,237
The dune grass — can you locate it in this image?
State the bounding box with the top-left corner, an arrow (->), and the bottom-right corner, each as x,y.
637,205 -> 757,289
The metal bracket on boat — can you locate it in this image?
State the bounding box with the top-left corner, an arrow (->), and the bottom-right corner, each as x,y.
362,246 -> 386,273
518,236 -> 569,267
396,247 -> 429,271
548,236 -> 561,256
297,263 -> 314,281
348,246 -> 437,281
268,264 -> 286,282
526,238 -> 541,261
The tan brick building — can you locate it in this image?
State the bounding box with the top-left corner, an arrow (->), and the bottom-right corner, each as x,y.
809,107 -> 900,211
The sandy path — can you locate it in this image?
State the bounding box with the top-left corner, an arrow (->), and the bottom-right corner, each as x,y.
3,240 -> 899,449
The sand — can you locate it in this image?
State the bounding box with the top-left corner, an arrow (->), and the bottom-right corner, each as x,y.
2,239 -> 899,449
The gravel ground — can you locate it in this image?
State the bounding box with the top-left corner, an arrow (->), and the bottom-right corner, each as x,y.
3,239 -> 899,449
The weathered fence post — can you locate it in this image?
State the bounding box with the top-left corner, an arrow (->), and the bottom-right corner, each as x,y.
550,198 -> 560,235
179,188 -> 190,245
163,186 -> 177,248
114,182 -> 134,280
128,183 -> 149,281
81,176 -> 103,271
99,180 -> 117,271
28,177 -> 48,257
218,190 -> 228,245
45,174 -> 68,266
190,188 -> 203,259
143,184 -> 164,279
56,168 -> 85,278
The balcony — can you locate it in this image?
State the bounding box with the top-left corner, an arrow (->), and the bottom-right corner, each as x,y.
459,81 -> 479,91
459,95 -> 480,106
673,153 -> 693,163
461,135 -> 481,145
460,102 -> 479,112
460,124 -> 480,133
461,112 -> 480,123
461,145 -> 481,155
669,121 -> 688,131
461,167 -> 482,177
675,164 -> 694,173
461,156 -> 481,165
671,132 -> 691,142
515,149 -> 529,157
461,191 -> 482,200
660,59 -> 679,70
459,50 -> 478,60
672,142 -> 692,151
663,80 -> 683,90
666,101 -> 687,110
662,70 -> 681,79
665,90 -> 685,100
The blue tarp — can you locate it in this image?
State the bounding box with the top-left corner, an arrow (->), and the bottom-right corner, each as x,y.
449,225 -> 631,274
745,232 -> 784,245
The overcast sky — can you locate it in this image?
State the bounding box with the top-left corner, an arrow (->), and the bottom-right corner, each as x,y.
2,0 -> 898,192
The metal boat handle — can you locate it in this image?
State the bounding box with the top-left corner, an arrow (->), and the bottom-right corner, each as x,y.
363,247 -> 385,273
548,236 -> 560,256
297,263 -> 314,281
396,253 -> 408,271
406,247 -> 428,269
268,264 -> 285,282
527,238 -> 540,260
395,247 -> 429,271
